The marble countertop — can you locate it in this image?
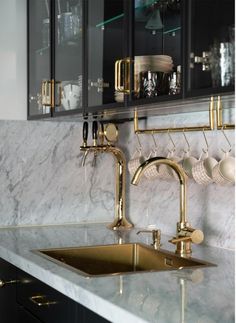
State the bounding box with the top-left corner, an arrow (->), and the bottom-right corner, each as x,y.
0,223 -> 234,323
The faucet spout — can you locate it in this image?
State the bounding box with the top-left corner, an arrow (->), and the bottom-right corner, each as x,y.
131,157 -> 187,225
80,145 -> 133,231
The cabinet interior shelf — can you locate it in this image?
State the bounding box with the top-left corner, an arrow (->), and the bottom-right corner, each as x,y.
96,0 -> 180,33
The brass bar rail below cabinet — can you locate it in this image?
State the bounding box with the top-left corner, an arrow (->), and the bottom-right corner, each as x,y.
134,96 -> 234,134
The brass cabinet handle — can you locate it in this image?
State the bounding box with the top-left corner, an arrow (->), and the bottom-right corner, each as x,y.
115,58 -> 131,94
123,58 -> 131,94
41,79 -> 62,109
51,79 -> 55,108
0,279 -> 18,288
115,59 -> 122,92
29,295 -> 58,307
41,80 -> 52,107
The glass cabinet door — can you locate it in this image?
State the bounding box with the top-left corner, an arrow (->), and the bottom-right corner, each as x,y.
28,0 -> 52,117
131,0 -> 182,103
186,0 -> 235,96
87,0 -> 126,109
54,0 -> 83,114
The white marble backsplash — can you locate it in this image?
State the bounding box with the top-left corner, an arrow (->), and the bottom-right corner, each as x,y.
0,109 -> 234,249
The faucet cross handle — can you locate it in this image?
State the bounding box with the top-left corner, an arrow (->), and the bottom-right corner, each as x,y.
137,229 -> 161,250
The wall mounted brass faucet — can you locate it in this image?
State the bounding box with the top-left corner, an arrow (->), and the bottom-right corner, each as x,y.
131,157 -> 204,256
80,121 -> 133,231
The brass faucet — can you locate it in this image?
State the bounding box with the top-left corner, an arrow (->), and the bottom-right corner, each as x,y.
80,122 -> 133,231
131,157 -> 204,256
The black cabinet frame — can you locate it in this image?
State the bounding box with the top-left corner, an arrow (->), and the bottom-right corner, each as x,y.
27,0 -> 234,120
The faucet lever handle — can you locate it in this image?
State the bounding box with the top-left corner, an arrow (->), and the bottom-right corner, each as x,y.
169,229 -> 204,245
137,229 -> 161,250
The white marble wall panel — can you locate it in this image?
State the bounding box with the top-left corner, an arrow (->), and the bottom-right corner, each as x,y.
0,109 -> 234,249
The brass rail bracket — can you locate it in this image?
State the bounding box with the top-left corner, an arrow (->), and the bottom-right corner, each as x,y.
216,96 -> 235,130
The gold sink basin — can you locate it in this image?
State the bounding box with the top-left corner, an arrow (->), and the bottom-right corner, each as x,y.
35,243 -> 215,277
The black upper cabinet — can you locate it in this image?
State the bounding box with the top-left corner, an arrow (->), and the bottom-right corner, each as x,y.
28,0 -> 84,119
185,0 -> 235,97
87,0 -> 127,110
27,0 -> 235,119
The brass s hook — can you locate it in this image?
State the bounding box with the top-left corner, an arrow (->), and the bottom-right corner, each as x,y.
167,130 -> 176,153
182,130 -> 191,154
135,133 -> 143,153
202,129 -> 209,154
221,127 -> 232,153
151,132 -> 158,149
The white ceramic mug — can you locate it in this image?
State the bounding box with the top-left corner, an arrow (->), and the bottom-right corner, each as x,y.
181,151 -> 198,178
128,149 -> 145,177
212,152 -> 235,184
192,152 -> 218,185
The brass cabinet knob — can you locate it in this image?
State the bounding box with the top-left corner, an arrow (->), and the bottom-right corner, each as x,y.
0,279 -> 18,288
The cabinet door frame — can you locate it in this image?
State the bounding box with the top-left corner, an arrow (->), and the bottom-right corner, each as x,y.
126,0 -> 183,109
83,0 -> 130,116
27,0 -> 53,120
51,0 -> 85,118
183,0 -> 235,98
27,0 -> 85,120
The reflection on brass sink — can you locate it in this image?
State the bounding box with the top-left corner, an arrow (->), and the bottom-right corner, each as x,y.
34,243 -> 215,277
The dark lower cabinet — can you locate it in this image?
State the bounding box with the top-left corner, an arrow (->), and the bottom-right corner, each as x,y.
0,258 -> 110,323
0,258 -> 18,323
17,305 -> 41,323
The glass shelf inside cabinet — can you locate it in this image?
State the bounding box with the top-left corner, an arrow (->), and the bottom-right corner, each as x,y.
36,42 -> 82,56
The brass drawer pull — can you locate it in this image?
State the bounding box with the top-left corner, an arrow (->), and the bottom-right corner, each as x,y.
29,295 -> 58,307
0,279 -> 18,288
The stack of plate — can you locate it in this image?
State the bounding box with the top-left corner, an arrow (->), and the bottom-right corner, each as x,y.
135,55 -> 173,74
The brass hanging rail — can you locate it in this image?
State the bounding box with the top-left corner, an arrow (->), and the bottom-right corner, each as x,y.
216,96 -> 235,130
134,97 -> 215,134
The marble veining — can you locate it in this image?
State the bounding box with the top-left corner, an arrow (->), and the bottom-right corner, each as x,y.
0,107 -> 234,249
0,224 -> 234,323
